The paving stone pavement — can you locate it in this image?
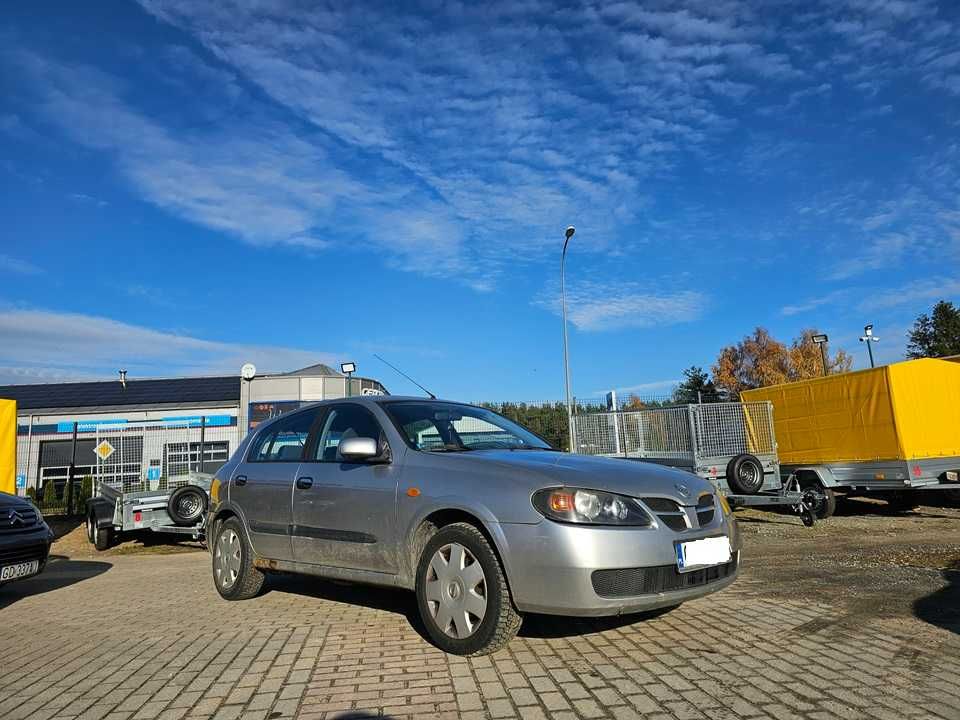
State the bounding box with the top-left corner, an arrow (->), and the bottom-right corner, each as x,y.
1,552 -> 958,720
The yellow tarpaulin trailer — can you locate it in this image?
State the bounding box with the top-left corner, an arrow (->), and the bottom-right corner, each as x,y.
742,359 -> 960,499
742,358 -> 960,464
0,399 -> 15,495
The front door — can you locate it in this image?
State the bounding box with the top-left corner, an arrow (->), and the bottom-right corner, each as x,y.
293,403 -> 400,573
230,408 -> 318,561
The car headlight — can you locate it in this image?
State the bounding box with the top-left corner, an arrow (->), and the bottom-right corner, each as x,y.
532,487 -> 652,526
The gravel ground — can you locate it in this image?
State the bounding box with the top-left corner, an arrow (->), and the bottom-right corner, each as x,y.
735,496 -> 960,632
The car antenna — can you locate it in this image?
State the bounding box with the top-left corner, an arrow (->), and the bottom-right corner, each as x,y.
373,354 -> 437,399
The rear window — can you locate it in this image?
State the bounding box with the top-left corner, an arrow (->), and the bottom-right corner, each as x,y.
247,410 -> 316,462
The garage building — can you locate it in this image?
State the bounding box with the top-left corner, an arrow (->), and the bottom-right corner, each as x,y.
0,363 -> 387,496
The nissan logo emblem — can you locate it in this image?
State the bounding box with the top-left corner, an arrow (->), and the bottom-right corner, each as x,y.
674,483 -> 691,498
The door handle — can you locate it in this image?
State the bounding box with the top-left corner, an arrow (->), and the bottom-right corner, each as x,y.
234,475 -> 247,486
296,476 -> 313,490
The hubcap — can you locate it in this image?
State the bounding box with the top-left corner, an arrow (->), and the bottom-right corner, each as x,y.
425,542 -> 487,639
178,494 -> 201,518
214,529 -> 242,590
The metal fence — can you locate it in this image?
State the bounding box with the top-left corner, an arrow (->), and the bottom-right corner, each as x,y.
572,402 -> 776,462
94,419 -> 239,494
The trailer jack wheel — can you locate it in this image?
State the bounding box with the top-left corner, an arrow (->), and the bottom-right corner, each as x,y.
799,491 -> 818,527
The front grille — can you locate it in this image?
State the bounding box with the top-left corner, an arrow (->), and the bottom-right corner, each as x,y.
696,494 -> 715,527
0,507 -> 39,533
641,497 -> 687,531
591,554 -> 738,598
0,542 -> 49,566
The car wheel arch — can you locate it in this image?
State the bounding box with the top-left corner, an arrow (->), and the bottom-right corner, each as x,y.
403,506 -> 516,594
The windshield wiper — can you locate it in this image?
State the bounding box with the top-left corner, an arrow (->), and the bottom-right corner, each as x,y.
506,446 -> 554,451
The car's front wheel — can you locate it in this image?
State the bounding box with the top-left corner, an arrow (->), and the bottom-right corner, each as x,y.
415,522 -> 521,656
212,518 -> 264,600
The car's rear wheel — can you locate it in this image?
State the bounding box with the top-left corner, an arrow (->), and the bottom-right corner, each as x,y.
212,517 -> 264,600
415,522 -> 521,656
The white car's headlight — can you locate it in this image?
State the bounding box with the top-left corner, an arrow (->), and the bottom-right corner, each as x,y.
532,487 -> 653,526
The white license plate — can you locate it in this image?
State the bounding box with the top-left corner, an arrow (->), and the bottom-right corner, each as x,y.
676,536 -> 731,572
0,560 -> 40,582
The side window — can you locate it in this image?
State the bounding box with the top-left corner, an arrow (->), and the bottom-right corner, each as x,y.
313,405 -> 387,462
248,410 -> 317,462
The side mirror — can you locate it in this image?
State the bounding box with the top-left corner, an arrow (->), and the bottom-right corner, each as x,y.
338,437 -> 382,462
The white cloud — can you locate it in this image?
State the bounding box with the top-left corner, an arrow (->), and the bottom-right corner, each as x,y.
0,307 -> 338,384
780,290 -> 850,317
0,254 -> 43,276
535,281 -> 707,332
589,379 -> 680,397
858,277 -> 960,312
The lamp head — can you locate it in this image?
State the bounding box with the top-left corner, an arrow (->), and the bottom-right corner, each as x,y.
565,226 -> 575,240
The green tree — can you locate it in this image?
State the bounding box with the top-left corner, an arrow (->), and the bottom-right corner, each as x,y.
672,366 -> 717,404
907,300 -> 960,359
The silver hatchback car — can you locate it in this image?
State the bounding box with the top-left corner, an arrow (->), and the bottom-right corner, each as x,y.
208,397 -> 740,655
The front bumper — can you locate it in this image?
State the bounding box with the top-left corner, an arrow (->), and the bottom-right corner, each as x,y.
0,524 -> 54,585
497,514 -> 740,616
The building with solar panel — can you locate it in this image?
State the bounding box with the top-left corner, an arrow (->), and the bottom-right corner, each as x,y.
0,363 -> 387,498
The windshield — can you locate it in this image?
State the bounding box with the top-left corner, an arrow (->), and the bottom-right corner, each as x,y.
384,402 -> 554,452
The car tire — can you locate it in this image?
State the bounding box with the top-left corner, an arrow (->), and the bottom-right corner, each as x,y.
167,485 -> 208,526
212,517 -> 264,601
726,454 -> 765,495
798,475 -> 836,519
91,515 -> 112,552
415,522 -> 521,656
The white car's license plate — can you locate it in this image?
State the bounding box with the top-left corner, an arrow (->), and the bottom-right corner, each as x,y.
0,560 -> 40,582
676,537 -> 731,572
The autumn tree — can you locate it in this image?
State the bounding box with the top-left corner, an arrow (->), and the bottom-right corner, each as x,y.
790,329 -> 853,378
713,327 -> 851,397
906,300 -> 960,359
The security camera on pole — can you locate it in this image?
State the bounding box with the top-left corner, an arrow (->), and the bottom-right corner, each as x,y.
859,324 -> 879,368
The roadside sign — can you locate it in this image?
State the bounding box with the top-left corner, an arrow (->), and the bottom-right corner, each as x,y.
16,474 -> 25,489
94,440 -> 115,461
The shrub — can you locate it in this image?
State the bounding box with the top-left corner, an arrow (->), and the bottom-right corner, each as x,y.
42,480 -> 58,509
26,486 -> 37,503
73,475 -> 94,515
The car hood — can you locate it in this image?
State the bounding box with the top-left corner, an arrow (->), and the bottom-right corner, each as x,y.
451,450 -> 713,502
0,491 -> 34,510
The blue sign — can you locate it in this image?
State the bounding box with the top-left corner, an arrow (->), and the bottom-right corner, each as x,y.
160,415 -> 233,427
57,418 -> 128,433
146,467 -> 161,481
16,475 -> 26,489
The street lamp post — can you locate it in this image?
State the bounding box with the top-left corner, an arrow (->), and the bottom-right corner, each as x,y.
561,226 -> 575,453
859,324 -> 879,368
812,333 -> 829,376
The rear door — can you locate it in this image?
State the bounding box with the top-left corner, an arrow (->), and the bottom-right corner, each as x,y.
230,409 -> 319,561
293,403 -> 400,573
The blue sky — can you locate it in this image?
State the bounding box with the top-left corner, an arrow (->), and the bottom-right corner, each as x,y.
1,0 -> 959,400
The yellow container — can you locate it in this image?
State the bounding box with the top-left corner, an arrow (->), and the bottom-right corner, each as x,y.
741,358 -> 960,464
0,399 -> 15,495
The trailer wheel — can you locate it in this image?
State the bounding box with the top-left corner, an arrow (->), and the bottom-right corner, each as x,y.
167,485 -> 208,526
726,454 -> 765,495
798,476 -> 836,519
90,514 -> 112,551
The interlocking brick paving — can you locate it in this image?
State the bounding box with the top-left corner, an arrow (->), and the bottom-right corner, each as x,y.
2,505 -> 958,720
